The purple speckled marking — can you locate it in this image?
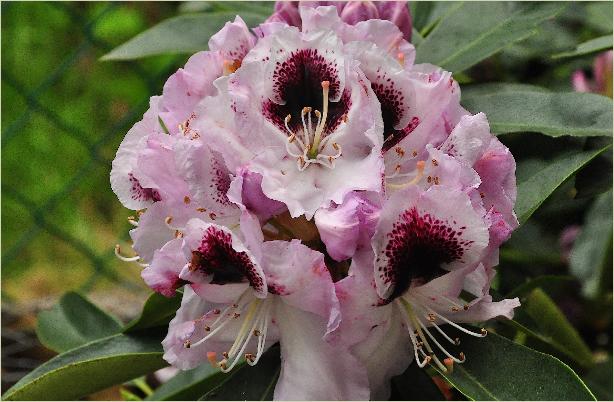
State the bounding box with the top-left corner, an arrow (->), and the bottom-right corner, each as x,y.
377,207 -> 472,301
128,173 -> 161,202
262,48 -> 351,136
190,226 -> 264,293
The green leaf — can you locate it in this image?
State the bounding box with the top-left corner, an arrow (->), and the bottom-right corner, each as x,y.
102,11 -> 268,61
148,365 -> 224,400
415,2 -> 565,72
515,146 -> 611,225
2,333 -> 167,400
462,83 -> 550,98
506,275 -> 576,299
523,289 -> 594,368
570,190 -> 613,298
583,359 -> 613,401
461,90 -> 613,137
391,363 -> 445,400
436,329 -> 596,400
36,292 -> 123,353
553,34 -> 613,59
124,291 -> 182,333
199,345 -> 280,400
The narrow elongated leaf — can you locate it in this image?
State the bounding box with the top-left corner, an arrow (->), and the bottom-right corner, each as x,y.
36,292 -> 123,353
124,291 -> 182,333
147,365 -> 224,400
570,190 -> 613,298
462,90 -> 613,137
102,12 -> 268,61
515,146 -> 611,224
2,333 -> 167,400
200,345 -> 280,400
436,329 -> 595,400
415,2 -> 565,72
523,289 -> 594,368
553,35 -> 613,59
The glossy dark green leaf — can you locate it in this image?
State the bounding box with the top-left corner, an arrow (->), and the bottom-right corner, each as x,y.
36,291 -> 122,353
199,345 -> 280,401
553,34 -> 613,59
2,333 -> 167,400
391,363 -> 445,400
570,190 -> 613,298
147,365 -> 224,400
583,359 -> 613,401
436,329 -> 596,400
462,90 -> 613,137
102,11 -> 268,61
523,289 -> 594,368
515,146 -> 611,225
124,291 -> 182,333
415,2 -> 565,72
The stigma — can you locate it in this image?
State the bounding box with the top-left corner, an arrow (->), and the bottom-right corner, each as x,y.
283,81 -> 344,171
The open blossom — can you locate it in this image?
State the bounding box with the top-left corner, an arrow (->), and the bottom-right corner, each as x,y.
111,3 -> 520,400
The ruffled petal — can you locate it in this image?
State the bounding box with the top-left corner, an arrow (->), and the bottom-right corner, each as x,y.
142,238 -> 188,297
181,218 -> 267,298
273,301 -> 370,400
373,185 -> 490,301
158,51 -> 223,134
110,96 -> 164,210
315,191 -> 381,261
262,240 -> 339,331
208,16 -> 256,62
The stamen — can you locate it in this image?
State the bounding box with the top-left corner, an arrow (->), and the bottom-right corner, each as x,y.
114,244 -> 140,262
444,357 -> 454,373
127,216 -> 139,226
397,52 -> 405,67
301,107 -> 312,149
387,160 -> 426,190
414,314 -> 465,364
427,307 -> 488,338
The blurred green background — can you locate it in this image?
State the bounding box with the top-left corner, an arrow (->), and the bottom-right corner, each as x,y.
1,1 -> 612,399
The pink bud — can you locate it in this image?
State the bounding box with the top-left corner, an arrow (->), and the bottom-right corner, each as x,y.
266,1 -> 302,27
375,1 -> 413,41
339,1 -> 380,25
572,70 -> 591,93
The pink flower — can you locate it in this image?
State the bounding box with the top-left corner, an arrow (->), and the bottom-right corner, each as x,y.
267,1 -> 412,41
332,185 -> 520,398
572,50 -> 613,97
161,236 -> 369,399
193,24 -> 385,219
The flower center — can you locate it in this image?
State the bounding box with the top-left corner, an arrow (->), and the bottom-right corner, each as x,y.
396,297 -> 487,373
283,81 -> 345,170
190,226 -> 264,293
186,292 -> 273,373
377,206 -> 469,301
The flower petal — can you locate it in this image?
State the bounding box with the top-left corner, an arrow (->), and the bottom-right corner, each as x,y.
273,301 -> 370,400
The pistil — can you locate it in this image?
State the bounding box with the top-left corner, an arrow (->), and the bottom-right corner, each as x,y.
283,81 -> 343,171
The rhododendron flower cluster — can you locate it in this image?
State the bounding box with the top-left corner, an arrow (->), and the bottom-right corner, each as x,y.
111,3 -> 520,399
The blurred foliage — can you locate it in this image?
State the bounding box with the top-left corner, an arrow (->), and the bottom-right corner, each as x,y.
1,2 -> 193,302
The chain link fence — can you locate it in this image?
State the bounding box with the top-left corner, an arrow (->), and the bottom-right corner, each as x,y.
2,2 -> 188,391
